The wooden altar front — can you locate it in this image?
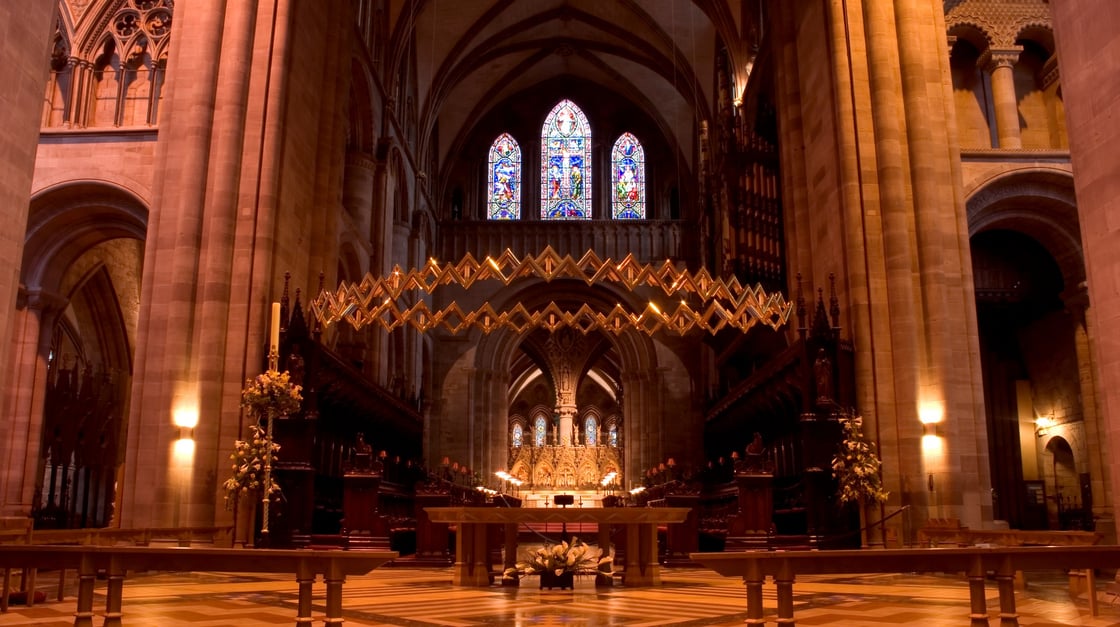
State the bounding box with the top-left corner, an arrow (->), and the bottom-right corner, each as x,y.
424,506 -> 690,587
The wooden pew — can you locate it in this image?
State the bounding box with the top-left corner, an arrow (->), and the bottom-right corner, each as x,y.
0,525 -> 232,611
0,545 -> 395,625
692,545 -> 1120,627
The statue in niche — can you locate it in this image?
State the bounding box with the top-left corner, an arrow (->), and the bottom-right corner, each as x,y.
814,348 -> 833,403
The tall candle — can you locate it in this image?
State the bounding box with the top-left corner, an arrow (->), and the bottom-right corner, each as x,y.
270,301 -> 281,354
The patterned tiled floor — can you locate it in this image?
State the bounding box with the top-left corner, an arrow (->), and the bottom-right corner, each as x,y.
2,565 -> 1118,626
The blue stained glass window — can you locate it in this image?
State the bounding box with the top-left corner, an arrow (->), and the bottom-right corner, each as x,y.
584,416 -> 597,446
540,100 -> 592,219
488,133 -> 521,219
512,424 -> 523,447
609,426 -> 618,447
611,132 -> 645,219
534,415 -> 547,446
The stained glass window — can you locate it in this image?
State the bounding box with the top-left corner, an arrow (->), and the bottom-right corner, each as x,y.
488,133 -> 520,219
609,426 -> 618,447
512,424 -> 523,447
611,132 -> 645,219
584,416 -> 597,446
534,415 -> 547,446
540,99 -> 592,219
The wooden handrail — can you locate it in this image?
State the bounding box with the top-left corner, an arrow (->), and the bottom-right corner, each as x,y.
691,545 -> 1120,626
0,545 -> 396,626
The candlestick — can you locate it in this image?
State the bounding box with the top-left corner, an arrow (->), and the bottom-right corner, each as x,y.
269,302 -> 281,371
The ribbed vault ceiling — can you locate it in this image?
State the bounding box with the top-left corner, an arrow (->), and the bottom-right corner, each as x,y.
387,0 -> 761,170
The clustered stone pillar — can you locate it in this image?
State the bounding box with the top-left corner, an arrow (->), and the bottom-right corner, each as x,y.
982,47 -> 1023,149
557,406 -> 576,447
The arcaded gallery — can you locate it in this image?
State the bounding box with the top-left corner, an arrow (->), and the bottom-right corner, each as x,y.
2,0 -> 1120,625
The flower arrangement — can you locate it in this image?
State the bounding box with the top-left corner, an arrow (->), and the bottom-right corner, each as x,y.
503,537 -> 612,578
831,414 -> 889,506
220,368 -> 302,509
241,368 -> 303,419
221,423 -> 281,509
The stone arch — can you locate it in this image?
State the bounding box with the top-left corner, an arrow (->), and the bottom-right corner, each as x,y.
966,168 -> 1082,288
1042,436 -> 1080,524
24,182 -> 148,292
1014,23 -> 1055,56
464,278 -> 662,483
947,22 -> 994,54
967,169 -> 1089,530
17,181 -> 148,528
89,36 -> 121,127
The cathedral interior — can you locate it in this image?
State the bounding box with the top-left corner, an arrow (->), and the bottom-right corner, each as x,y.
1,0 -> 1120,566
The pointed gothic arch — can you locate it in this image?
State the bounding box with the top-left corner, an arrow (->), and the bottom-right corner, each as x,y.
611,132 -> 645,219
487,133 -> 521,220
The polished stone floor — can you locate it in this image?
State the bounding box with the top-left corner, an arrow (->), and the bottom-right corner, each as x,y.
2,565 -> 1118,626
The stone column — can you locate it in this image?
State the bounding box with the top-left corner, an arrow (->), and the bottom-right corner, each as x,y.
1051,0 -> 1120,543
123,0 -> 272,528
981,48 -> 1023,150
1065,287 -> 1113,530
861,0 -> 924,512
0,0 -> 55,518
2,289 -> 68,515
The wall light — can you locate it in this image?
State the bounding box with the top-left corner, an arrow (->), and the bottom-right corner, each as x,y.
918,402 -> 943,425
921,433 -> 944,455
1035,414 -> 1056,436
172,437 -> 196,460
173,406 -> 198,441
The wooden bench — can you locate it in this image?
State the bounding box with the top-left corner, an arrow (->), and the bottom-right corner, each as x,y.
692,545 -> 1120,626
1,525 -> 232,611
918,520 -> 1102,548
0,545 -> 395,626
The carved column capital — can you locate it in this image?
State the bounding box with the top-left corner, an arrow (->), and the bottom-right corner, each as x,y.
979,47 -> 1023,73
345,151 -> 377,171
18,287 -> 68,314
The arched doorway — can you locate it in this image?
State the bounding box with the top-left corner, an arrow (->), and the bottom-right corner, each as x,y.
16,182 -> 146,528
967,170 -> 1092,530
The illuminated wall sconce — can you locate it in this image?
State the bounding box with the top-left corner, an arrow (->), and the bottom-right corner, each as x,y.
918,402 -> 943,441
1035,414 -> 1056,437
173,407 -> 198,440
918,403 -> 943,427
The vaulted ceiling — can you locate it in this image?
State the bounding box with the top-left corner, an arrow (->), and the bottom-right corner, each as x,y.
385,0 -> 763,172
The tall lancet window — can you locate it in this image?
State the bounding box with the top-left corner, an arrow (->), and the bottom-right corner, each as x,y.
534,415 -> 548,446
584,416 -> 598,446
611,132 -> 645,219
540,99 -> 591,219
488,133 -> 521,219
512,423 -> 523,447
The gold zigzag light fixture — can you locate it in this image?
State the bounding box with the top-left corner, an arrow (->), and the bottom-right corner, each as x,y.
311,247 -> 793,337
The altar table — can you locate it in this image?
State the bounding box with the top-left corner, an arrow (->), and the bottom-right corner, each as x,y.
424,506 -> 690,586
